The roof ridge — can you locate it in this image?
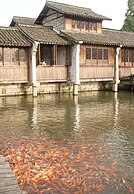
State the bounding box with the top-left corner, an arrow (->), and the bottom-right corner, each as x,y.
0,26 -> 18,30
103,28 -> 134,35
13,16 -> 36,20
62,29 -> 102,35
18,23 -> 53,30
47,0 -> 92,11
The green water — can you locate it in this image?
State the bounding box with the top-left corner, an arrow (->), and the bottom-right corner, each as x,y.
0,91 -> 134,193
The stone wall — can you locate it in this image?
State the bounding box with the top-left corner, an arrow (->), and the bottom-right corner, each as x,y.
0,84 -> 33,96
79,82 -> 100,91
0,81 -> 112,97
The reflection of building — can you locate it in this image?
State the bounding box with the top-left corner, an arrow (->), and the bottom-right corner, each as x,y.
0,1 -> 134,96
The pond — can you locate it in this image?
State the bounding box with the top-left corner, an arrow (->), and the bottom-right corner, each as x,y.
0,91 -> 134,194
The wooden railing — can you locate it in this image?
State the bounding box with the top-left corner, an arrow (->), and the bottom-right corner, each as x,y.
3,64 -> 133,83
36,65 -> 67,81
80,65 -> 114,80
0,66 -> 28,82
119,66 -> 134,78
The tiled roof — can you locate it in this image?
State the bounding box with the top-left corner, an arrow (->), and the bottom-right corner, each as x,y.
36,1 -> 111,24
10,16 -> 36,26
61,29 -> 134,47
103,29 -> 134,47
18,24 -> 71,45
0,27 -> 31,47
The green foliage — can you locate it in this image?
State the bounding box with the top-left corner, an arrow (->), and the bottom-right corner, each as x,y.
122,0 -> 134,32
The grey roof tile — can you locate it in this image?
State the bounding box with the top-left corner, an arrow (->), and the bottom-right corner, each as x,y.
18,24 -> 71,45
10,16 -> 36,26
61,29 -> 134,47
36,1 -> 111,24
0,27 -> 31,47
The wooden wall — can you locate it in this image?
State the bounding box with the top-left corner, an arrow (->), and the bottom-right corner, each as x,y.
0,47 -> 29,82
42,9 -> 65,31
36,66 -> 67,81
80,66 -> 114,80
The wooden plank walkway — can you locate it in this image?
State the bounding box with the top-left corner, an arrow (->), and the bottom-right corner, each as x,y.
0,155 -> 26,194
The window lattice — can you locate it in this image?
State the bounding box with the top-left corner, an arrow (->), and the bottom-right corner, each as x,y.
85,21 -> 89,30
72,20 -> 76,29
89,22 -> 93,30
98,49 -> 102,60
86,48 -> 91,59
92,48 -> 97,59
81,21 -> 84,29
121,49 -> 125,62
4,48 -> 10,62
12,48 -> 19,62
93,23 -> 97,31
125,49 -> 129,62
19,49 -> 27,62
77,20 -> 81,28
104,49 -> 108,60
129,50 -> 133,62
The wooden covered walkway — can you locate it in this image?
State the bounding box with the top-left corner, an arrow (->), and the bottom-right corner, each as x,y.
0,155 -> 25,194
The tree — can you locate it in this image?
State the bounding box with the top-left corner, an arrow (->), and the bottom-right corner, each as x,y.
122,0 -> 134,32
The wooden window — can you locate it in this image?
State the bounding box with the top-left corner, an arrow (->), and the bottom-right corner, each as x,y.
89,22 -> 97,31
129,50 -> 133,62
19,48 -> 27,62
86,48 -> 91,59
98,49 -> 102,60
125,49 -> 129,62
85,47 -> 109,62
121,49 -> 125,62
92,48 -> 97,59
104,49 -> 108,60
93,23 -> 97,31
85,21 -> 89,30
77,20 -> 81,28
72,20 -> 76,29
81,21 -> 84,29
12,48 -> 19,63
4,48 -> 10,63
121,49 -> 129,62
89,22 -> 93,30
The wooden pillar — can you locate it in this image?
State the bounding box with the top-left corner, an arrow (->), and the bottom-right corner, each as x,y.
50,45 -> 57,65
113,47 -> 120,92
72,44 -> 81,95
31,41 -> 39,97
55,45 -> 57,65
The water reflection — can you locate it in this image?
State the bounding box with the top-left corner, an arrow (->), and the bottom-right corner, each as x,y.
31,98 -> 38,131
73,96 -> 83,133
0,91 -> 134,141
113,92 -> 119,126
